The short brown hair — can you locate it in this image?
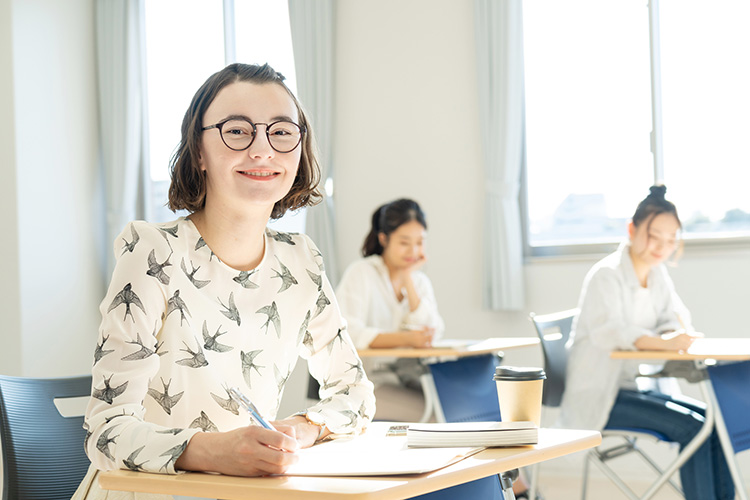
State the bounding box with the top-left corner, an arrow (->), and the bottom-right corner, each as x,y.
167,63 -> 321,219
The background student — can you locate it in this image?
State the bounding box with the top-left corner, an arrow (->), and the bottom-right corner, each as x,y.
558,185 -> 733,500
74,63 -> 374,499
336,198 -> 444,421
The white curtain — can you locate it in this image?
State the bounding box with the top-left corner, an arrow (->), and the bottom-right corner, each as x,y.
287,0 -> 340,285
96,0 -> 150,276
474,0 -> 526,310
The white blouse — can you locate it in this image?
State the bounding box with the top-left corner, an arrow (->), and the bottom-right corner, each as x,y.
85,218 -> 375,474
557,242 -> 690,431
335,255 -> 445,350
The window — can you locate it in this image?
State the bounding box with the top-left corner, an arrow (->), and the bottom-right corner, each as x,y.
144,0 -> 303,232
522,0 -> 750,255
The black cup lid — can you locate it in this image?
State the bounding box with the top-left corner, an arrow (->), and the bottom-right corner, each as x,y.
493,366 -> 546,381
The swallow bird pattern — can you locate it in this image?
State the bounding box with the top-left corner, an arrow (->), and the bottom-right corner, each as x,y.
271,257 -> 298,292
107,283 -> 146,322
181,258 -> 211,289
219,292 -> 241,326
93,375 -> 129,405
146,249 -> 172,285
202,320 -> 233,353
121,224 -> 140,255
257,302 -> 281,337
165,290 -> 191,325
147,378 -> 184,415
86,218 -> 374,475
94,333 -> 114,365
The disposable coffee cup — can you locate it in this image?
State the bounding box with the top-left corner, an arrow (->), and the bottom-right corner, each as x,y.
493,366 -> 546,426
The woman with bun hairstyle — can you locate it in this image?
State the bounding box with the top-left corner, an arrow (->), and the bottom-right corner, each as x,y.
559,185 -> 733,500
335,198 -> 444,421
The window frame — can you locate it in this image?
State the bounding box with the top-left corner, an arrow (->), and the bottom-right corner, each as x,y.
521,0 -> 750,259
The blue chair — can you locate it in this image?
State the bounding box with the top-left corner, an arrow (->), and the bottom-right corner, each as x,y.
0,374 -> 92,500
707,359 -> 750,498
424,353 -> 517,499
428,353 -> 502,423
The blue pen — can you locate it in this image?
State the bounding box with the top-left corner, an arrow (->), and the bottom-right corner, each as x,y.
229,387 -> 277,431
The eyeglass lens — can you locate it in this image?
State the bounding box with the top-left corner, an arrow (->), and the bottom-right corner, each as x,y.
220,119 -> 302,153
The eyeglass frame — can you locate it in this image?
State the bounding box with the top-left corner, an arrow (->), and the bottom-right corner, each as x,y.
202,116 -> 306,154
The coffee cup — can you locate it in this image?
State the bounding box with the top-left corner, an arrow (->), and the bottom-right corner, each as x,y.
493,366 -> 546,426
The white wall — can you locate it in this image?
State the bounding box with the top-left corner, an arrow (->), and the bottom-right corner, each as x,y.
0,0 -> 23,376
3,0 -> 103,377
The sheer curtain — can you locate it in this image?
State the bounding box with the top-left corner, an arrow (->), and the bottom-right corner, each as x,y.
95,0 -> 150,276
474,0 -> 526,310
287,0 -> 340,285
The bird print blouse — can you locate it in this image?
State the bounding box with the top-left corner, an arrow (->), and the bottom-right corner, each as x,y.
85,217 -> 375,474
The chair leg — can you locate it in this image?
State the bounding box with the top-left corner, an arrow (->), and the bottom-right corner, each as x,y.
528,463 -> 539,499
499,469 -> 519,500
581,451 -> 591,500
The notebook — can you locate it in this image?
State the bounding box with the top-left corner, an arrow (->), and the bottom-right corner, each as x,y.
406,421 -> 538,448
284,423 -> 484,476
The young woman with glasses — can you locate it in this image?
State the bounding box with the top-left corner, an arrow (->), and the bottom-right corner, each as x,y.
558,185 -> 734,500
74,63 -> 375,497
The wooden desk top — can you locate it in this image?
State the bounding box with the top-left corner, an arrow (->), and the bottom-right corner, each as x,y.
98,427 -> 600,500
611,338 -> 750,361
356,337 -> 540,359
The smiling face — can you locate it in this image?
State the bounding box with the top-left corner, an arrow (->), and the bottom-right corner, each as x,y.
199,81 -> 302,217
628,212 -> 681,268
379,220 -> 426,270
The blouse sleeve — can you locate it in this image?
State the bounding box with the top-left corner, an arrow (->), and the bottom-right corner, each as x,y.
404,272 -> 445,340
577,266 -> 654,350
84,222 -> 201,474
653,265 -> 691,333
296,238 -> 376,435
335,263 -> 382,349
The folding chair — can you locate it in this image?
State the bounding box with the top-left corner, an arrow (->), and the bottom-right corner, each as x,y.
528,310 -> 682,500
0,374 -> 92,500
707,359 -> 750,500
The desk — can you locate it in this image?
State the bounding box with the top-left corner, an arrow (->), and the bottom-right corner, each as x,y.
612,338 -> 750,500
358,337 -> 539,423
99,427 -> 601,500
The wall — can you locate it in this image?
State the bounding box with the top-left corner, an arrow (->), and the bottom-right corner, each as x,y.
3,0 -> 102,377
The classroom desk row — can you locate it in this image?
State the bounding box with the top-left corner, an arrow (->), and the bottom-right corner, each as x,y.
99,425 -> 601,500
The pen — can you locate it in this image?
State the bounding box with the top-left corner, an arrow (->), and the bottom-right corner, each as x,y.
229,387 -> 276,431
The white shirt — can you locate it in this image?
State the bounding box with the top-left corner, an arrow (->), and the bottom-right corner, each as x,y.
557,242 -> 690,431
335,255 -> 445,350
85,218 -> 375,474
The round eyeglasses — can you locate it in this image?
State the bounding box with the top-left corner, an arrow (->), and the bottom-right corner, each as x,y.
202,117 -> 305,153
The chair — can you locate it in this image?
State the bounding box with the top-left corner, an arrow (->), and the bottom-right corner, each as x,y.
428,353 -> 502,423
528,310 -> 682,500
0,374 -> 92,500
426,353 -> 516,499
707,360 -> 750,500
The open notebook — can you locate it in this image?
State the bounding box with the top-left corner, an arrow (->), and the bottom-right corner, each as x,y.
284,423 -> 483,476
407,421 -> 538,447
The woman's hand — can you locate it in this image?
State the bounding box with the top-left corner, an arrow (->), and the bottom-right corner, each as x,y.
272,415 -> 327,448
634,330 -> 702,352
402,326 -> 435,348
368,327 -> 435,349
174,424 -> 300,477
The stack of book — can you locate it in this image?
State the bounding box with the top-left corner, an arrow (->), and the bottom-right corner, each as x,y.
406,421 -> 538,448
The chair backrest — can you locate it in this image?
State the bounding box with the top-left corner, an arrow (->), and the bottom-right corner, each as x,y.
0,374 -> 92,500
707,360 -> 750,454
429,353 -> 502,422
529,309 -> 578,407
